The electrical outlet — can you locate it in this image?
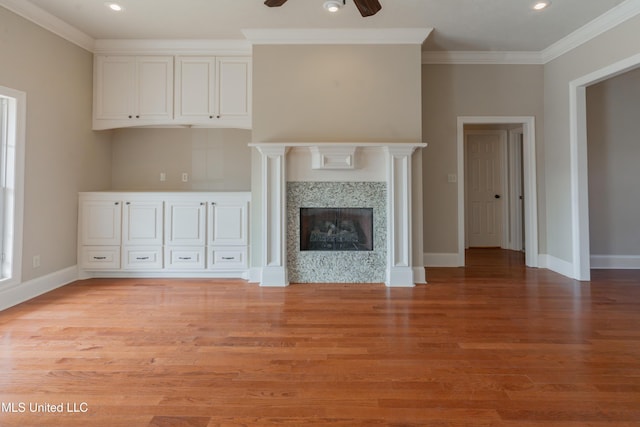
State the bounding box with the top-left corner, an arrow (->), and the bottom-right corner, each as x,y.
33,255 -> 40,268
181,173 -> 189,182
447,174 -> 457,183
160,172 -> 166,182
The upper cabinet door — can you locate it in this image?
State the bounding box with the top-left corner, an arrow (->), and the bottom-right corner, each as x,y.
122,200 -> 164,246
216,57 -> 252,119
93,55 -> 174,127
175,57 -> 217,120
94,56 -> 136,120
136,56 -> 174,120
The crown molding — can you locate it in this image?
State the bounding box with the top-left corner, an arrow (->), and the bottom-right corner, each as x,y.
242,28 -> 433,45
541,0 -> 640,63
0,0 -> 94,52
421,51 -> 544,65
93,39 -> 252,56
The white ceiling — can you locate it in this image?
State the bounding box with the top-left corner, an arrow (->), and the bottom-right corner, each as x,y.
10,0 -> 631,51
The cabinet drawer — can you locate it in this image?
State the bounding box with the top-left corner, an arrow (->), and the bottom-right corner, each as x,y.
81,246 -> 121,269
208,247 -> 248,269
122,246 -> 163,270
165,247 -> 205,269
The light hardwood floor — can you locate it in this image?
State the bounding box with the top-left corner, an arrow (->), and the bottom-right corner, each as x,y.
1,249 -> 639,426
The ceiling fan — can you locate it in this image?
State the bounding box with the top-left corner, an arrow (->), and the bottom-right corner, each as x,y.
264,0 -> 382,17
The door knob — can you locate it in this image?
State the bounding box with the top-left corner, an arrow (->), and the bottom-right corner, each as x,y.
495,194 -> 501,199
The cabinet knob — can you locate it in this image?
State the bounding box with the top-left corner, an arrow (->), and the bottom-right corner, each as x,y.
126,202 -> 131,205
216,115 -> 220,119
211,202 -> 216,206
200,202 -> 206,206
114,202 -> 119,205
136,115 -> 140,119
128,115 -> 132,119
209,115 -> 213,119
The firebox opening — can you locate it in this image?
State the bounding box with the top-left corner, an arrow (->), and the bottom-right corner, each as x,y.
300,208 -> 373,251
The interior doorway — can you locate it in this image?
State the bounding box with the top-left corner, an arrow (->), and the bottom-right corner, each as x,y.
457,116 -> 538,268
570,53 -> 640,281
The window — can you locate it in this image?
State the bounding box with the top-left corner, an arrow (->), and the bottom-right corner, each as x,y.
0,86 -> 26,288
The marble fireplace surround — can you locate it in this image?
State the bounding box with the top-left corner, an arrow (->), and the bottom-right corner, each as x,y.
250,142 -> 427,287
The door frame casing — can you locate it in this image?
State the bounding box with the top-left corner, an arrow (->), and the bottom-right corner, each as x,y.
457,116 -> 538,268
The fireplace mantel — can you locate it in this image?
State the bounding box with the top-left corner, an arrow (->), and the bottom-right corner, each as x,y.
250,142 -> 427,287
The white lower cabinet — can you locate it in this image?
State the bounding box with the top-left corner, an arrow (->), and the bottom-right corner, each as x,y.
122,246 -> 163,270
81,246 -> 121,270
165,246 -> 206,269
208,247 -> 248,270
79,192 -> 249,278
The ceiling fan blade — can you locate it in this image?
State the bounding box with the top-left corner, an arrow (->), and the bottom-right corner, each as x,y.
353,0 -> 382,17
264,0 -> 288,7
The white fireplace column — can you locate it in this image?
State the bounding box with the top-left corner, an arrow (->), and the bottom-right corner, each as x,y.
386,145 -> 420,287
256,145 -> 289,287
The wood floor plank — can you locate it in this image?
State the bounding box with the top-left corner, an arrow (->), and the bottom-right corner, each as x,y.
0,249 -> 639,426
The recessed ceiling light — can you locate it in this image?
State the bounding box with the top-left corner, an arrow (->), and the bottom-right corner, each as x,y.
323,0 -> 342,13
106,2 -> 123,12
533,1 -> 550,10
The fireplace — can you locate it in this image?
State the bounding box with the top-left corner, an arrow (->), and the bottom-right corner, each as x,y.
251,142 -> 427,287
300,208 -> 373,251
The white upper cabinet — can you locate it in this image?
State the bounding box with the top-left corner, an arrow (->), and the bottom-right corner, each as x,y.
175,56 -> 251,128
217,57 -> 252,121
93,56 -> 174,129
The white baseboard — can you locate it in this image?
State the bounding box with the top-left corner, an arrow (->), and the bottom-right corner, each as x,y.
538,254 -> 574,279
591,255 -> 640,269
0,265 -> 79,312
423,253 -> 460,267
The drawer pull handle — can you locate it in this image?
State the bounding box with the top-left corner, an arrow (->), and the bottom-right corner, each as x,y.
221,257 -> 236,260
136,257 -> 150,260
178,257 -> 192,260
93,256 -> 107,260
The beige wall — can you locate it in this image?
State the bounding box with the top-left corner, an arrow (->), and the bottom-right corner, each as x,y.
0,7 -> 111,282
421,64 -> 545,255
110,128 -> 252,191
544,14 -> 640,263
252,44 -> 423,143
586,67 -> 640,255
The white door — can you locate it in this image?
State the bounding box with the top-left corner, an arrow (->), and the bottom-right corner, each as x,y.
465,131 -> 506,248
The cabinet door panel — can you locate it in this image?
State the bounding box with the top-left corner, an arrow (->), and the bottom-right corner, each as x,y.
208,201 -> 248,246
81,200 -> 122,246
122,201 -> 163,246
217,57 -> 251,118
95,56 -> 135,120
165,201 -> 206,246
176,57 -> 216,118
137,56 -> 174,119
